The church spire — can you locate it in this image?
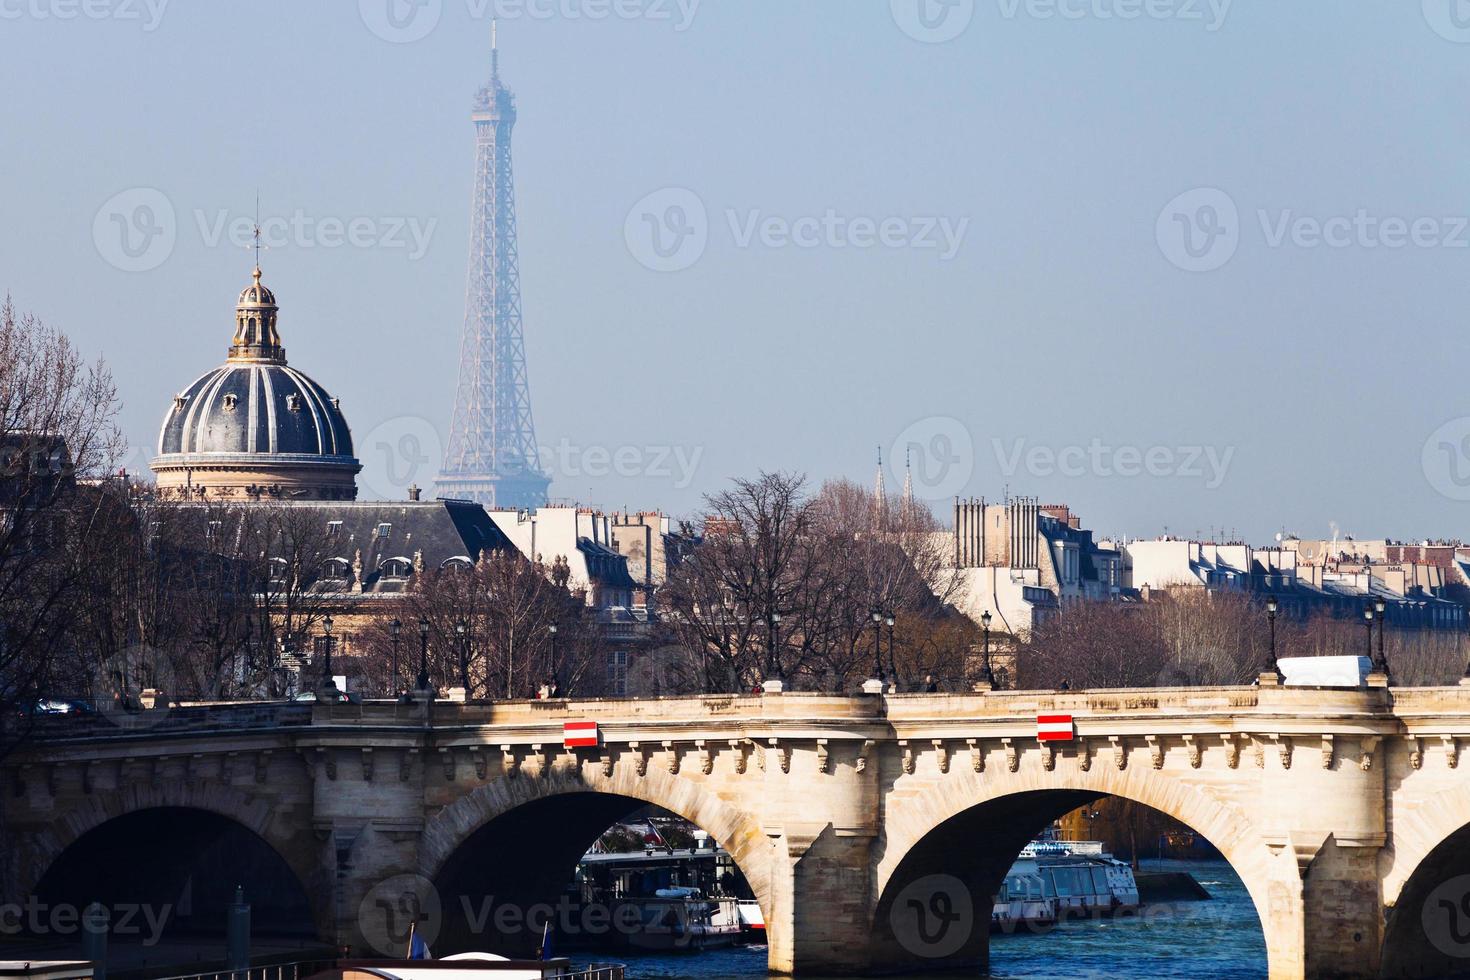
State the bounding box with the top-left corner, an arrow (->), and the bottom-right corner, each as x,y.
901,447 -> 914,515
874,445 -> 886,503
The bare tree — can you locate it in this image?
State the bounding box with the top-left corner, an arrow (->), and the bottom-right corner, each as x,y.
351,551 -> 598,699
0,298 -> 123,729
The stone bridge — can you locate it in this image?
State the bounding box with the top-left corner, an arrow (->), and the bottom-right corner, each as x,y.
6,686 -> 1470,979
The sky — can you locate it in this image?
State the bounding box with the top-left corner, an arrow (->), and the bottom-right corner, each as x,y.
2,1 -> 1469,545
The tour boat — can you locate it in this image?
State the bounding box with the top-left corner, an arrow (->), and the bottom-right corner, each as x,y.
992,833 -> 1141,933
305,955 -> 624,980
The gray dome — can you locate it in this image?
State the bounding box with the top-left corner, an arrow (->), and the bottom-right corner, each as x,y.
157,362 -> 354,458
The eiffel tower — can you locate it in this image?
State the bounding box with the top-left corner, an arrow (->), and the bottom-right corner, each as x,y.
436,25 -> 550,509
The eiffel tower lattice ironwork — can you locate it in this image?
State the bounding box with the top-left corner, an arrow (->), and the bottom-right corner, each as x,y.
436,26 -> 550,509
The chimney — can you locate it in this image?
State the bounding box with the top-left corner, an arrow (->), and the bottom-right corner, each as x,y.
407,484 -> 422,502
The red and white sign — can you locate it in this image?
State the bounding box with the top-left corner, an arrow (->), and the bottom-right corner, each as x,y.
563,721 -> 600,748
1037,714 -> 1074,742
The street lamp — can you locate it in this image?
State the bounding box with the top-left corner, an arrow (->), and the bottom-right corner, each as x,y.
980,611 -> 994,687
769,611 -> 783,680
416,616 -> 431,693
389,618 -> 402,693
1265,596 -> 1278,675
1363,605 -> 1375,663
870,610 -> 885,682
885,614 -> 897,689
548,622 -> 560,695
320,615 -> 335,691
1373,597 -> 1388,675
456,618 -> 470,692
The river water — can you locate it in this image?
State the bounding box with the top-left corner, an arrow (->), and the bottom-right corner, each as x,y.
585,859 -> 1267,979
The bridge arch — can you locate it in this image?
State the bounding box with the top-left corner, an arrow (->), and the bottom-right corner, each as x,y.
21,780 -> 326,940
870,765 -> 1293,976
1380,783 -> 1470,977
419,765 -> 775,959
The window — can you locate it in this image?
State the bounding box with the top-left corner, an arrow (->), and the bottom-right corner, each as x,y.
327,520 -> 342,536
376,523 -> 392,539
607,650 -> 629,695
440,556 -> 473,572
322,558 -> 352,581
380,557 -> 413,579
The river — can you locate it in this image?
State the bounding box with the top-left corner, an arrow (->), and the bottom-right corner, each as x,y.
582,859 -> 1267,979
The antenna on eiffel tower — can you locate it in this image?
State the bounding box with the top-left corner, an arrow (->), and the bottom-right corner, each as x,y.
491,17 -> 498,79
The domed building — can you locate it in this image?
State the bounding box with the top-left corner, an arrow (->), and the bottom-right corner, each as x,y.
150,267 -> 361,500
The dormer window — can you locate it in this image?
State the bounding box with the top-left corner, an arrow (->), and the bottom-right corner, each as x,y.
375,522 -> 391,538
331,397 -> 341,410
286,393 -> 302,412
222,393 -> 238,411
173,395 -> 188,412
327,520 -> 342,536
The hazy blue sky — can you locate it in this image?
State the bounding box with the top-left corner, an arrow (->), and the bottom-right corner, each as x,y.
2,1 -> 1469,543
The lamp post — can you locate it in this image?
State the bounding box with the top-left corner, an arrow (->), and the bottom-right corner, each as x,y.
1363,605 -> 1375,664
980,611 -> 994,688
389,618 -> 402,693
416,616 -> 431,694
771,612 -> 783,679
1265,596 -> 1278,676
1373,597 -> 1388,675
320,615 -> 335,694
548,622 -> 560,695
456,619 -> 470,692
885,614 -> 897,689
870,610 -> 886,681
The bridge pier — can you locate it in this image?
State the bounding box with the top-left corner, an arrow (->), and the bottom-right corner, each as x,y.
765,826 -> 876,975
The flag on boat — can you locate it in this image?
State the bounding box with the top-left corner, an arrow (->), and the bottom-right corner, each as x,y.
538,921 -> 553,961
1036,714 -> 1074,741
563,721 -> 599,748
407,921 -> 432,960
